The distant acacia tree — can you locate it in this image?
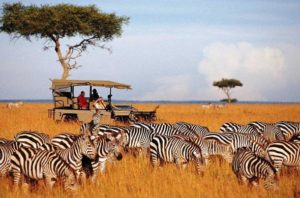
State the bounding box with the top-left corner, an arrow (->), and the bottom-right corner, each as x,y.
213,78 -> 243,103
0,3 -> 129,79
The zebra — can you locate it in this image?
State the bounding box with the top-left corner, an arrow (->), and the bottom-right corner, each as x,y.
51,133 -> 79,149
79,111 -> 102,135
289,133 -> 300,144
232,147 -> 277,190
0,138 -> 13,144
14,131 -> 51,149
204,132 -> 233,145
175,122 -> 209,139
11,147 -> 78,191
51,132 -> 123,180
55,134 -> 97,179
130,122 -> 154,131
220,122 -> 242,133
275,121 -> 300,141
83,134 -> 123,182
0,141 -> 22,176
122,127 -> 154,156
248,121 -> 284,142
150,135 -> 203,174
220,123 -> 259,136
191,138 -> 233,164
204,133 -> 266,157
266,141 -> 300,174
151,123 -> 198,139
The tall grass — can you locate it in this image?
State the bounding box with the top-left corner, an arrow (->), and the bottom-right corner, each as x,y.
0,103 -> 299,198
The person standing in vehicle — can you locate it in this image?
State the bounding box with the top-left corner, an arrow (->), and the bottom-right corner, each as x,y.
91,89 -> 105,110
78,91 -> 88,109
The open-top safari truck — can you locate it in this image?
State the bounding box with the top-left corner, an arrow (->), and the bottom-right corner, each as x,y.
48,79 -> 157,123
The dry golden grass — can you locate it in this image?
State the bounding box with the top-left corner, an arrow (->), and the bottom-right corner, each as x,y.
0,103 -> 300,198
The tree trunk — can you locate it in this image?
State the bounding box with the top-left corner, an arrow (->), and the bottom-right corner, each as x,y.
54,37 -> 69,80
223,88 -> 232,103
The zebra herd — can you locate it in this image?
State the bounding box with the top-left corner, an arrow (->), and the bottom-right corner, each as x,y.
1,118 -> 300,191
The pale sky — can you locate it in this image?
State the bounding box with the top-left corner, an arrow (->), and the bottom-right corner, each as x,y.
0,0 -> 300,101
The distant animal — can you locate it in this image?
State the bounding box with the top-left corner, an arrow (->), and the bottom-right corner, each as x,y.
7,101 -> 23,109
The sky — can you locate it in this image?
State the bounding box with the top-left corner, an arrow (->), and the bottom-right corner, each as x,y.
0,0 -> 300,101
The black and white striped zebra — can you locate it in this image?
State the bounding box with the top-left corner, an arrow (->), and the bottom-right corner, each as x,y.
79,111 -> 102,135
175,122 -> 209,139
0,138 -> 13,144
220,123 -> 259,136
51,133 -> 79,149
220,122 -> 242,133
248,121 -> 284,142
0,141 -> 22,176
150,135 -> 203,174
266,141 -> 300,174
232,147 -> 277,190
122,127 -> 154,156
11,147 -> 78,191
192,138 -> 233,164
14,131 -> 51,149
55,134 -> 97,179
153,123 -> 198,139
83,134 -> 123,182
204,133 -> 266,157
275,121 -> 300,141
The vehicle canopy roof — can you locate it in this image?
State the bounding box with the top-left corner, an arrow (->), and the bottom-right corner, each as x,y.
51,79 -> 131,90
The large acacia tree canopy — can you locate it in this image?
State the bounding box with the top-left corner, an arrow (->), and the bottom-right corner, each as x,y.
213,78 -> 243,88
0,3 -> 129,40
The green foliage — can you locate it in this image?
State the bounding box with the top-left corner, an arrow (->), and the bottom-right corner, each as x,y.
213,78 -> 243,88
0,3 -> 129,41
220,98 -> 237,103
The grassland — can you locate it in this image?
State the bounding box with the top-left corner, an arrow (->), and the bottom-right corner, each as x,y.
0,103 -> 300,198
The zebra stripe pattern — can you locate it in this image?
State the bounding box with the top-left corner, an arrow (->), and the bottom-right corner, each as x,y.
248,121 -> 284,142
55,134 -> 97,179
175,122 -> 209,139
220,122 -> 242,133
205,133 -> 266,157
122,127 -> 154,156
150,135 -> 203,174
11,147 -> 78,191
15,131 -> 51,149
84,135 -> 123,182
192,138 -> 233,164
266,141 -> 300,174
0,141 -> 22,176
51,133 -> 79,149
275,121 -> 300,141
232,147 -> 277,190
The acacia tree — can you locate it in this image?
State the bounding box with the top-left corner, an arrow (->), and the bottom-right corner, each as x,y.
0,3 -> 129,79
213,78 -> 243,103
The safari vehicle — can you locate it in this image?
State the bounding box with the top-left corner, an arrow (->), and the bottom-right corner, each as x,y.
48,79 -> 157,123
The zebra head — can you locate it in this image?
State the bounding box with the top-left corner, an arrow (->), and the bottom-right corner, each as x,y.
192,149 -> 204,175
105,134 -> 123,161
79,134 -> 97,160
64,166 -> 78,191
264,167 -> 278,191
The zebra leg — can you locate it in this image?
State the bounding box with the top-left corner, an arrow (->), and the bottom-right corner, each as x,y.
241,175 -> 249,185
273,159 -> 283,175
150,150 -> 159,168
11,169 -> 22,188
44,176 -> 56,190
175,158 -> 186,169
99,161 -> 106,174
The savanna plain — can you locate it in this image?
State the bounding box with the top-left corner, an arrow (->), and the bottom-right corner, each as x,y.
0,103 -> 300,198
